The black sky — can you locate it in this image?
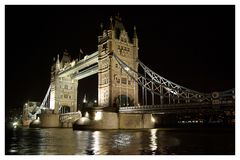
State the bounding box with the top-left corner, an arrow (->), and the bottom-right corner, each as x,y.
5,5 -> 235,109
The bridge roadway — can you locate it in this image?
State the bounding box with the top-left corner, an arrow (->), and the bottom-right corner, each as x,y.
58,51 -> 98,78
71,64 -> 98,80
119,101 -> 234,114
59,101 -> 234,122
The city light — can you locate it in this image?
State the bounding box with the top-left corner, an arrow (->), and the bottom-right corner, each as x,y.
85,112 -> 89,118
95,111 -> 102,121
151,114 -> 155,123
71,61 -> 76,67
36,117 -> 40,122
12,122 -> 18,128
78,110 -> 82,117
124,67 -> 129,71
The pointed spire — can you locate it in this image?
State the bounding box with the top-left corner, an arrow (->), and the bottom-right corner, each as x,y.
115,12 -> 122,21
83,94 -> 87,103
133,25 -> 138,38
64,49 -> 69,55
79,48 -> 84,60
100,22 -> 103,30
56,54 -> 60,70
110,16 -> 113,30
56,54 -> 60,64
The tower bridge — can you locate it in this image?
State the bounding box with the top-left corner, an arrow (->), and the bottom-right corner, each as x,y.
33,15 -> 234,129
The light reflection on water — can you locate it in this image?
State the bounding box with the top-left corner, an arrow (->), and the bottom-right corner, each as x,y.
5,127 -> 234,155
150,129 -> 157,153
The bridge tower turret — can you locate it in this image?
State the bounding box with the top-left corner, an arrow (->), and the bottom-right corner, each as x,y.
49,51 -> 78,114
98,15 -> 139,109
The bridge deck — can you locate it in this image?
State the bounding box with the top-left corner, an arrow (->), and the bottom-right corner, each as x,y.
119,102 -> 234,114
72,64 -> 98,80
58,51 -> 98,77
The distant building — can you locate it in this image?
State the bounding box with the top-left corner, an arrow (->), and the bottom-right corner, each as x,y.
22,101 -> 40,126
6,107 -> 22,125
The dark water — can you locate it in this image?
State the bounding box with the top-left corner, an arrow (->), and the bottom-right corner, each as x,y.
5,127 -> 235,155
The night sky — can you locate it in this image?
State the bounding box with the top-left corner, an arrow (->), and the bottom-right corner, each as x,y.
5,5 -> 235,111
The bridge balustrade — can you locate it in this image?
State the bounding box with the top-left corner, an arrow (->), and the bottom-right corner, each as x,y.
59,112 -> 82,123
119,100 -> 234,114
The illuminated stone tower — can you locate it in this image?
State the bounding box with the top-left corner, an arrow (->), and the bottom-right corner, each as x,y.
49,50 -> 78,114
98,15 -> 139,108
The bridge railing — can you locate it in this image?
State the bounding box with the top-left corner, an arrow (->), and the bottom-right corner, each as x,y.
59,112 -> 82,123
119,102 -> 211,110
58,51 -> 98,77
119,99 -> 234,113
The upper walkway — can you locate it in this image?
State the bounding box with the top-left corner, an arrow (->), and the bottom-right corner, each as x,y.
58,51 -> 98,79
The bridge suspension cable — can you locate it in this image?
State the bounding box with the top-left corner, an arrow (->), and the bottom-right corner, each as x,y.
113,53 -> 212,104
39,85 -> 51,109
137,59 -> 212,102
34,85 -> 51,115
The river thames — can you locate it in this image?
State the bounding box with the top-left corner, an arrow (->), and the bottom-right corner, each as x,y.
5,127 -> 234,155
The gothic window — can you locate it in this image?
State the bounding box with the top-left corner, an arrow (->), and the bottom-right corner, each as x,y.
102,59 -> 108,69
128,80 -> 131,85
64,94 -> 68,99
103,43 -> 108,51
105,78 -> 109,84
64,85 -> 68,89
115,64 -> 118,68
69,95 -> 71,99
117,79 -> 120,83
121,78 -> 127,84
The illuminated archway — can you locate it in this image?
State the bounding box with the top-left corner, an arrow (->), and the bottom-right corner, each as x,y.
115,95 -> 133,107
59,105 -> 71,114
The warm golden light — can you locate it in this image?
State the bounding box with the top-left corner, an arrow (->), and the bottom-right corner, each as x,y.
50,90 -> 55,110
13,122 -> 18,128
85,112 -> 89,118
95,111 -> 102,121
151,114 -> 155,123
150,129 -> 158,151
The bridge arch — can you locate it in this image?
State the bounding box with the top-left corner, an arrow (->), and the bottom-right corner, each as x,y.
59,105 -> 71,114
115,95 -> 134,107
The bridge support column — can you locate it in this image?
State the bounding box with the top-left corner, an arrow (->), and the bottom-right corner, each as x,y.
39,113 -> 60,128
119,113 -> 155,129
72,111 -> 155,130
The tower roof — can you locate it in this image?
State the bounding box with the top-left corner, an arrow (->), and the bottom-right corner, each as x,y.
112,14 -> 125,39
61,49 -> 71,66
114,14 -> 125,31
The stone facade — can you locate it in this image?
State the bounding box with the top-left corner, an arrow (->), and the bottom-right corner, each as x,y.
44,16 -> 149,129
40,113 -> 60,128
50,51 -> 78,114
98,16 -> 139,108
